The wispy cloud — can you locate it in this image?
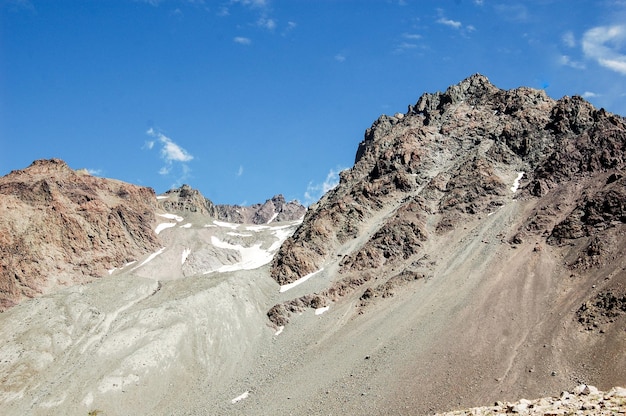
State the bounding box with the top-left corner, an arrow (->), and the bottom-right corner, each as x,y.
232,0 -> 268,8
437,17 -> 462,29
257,16 -> 276,30
582,91 -> 600,98
86,168 -> 102,176
334,53 -> 346,62
237,165 -> 244,177
146,128 -> 193,185
234,36 -> 252,45
559,54 -> 585,70
582,25 -> 626,75
562,31 -> 576,48
435,9 -> 474,34
281,21 -> 297,36
304,167 -> 344,205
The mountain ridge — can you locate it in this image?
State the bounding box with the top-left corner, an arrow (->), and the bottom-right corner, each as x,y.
1,75 -> 625,415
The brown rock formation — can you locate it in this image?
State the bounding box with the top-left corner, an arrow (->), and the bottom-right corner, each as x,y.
0,159 -> 160,310
159,184 -> 306,224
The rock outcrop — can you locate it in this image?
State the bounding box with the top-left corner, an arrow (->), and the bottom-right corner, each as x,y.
159,184 -> 305,224
436,385 -> 626,415
0,159 -> 160,310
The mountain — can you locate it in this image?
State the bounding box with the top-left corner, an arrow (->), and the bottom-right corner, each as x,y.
158,184 -> 306,224
0,168 -> 305,311
0,159 -> 160,310
1,75 -> 625,416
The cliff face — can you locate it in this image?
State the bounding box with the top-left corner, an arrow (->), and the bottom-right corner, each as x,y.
0,159 -> 160,310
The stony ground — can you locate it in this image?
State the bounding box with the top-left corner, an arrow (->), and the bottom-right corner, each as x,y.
436,385 -> 626,415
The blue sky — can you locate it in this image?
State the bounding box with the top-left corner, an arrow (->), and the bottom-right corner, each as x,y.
2,0 -> 626,205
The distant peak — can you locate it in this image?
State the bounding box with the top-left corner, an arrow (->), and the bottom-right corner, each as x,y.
29,158 -> 70,169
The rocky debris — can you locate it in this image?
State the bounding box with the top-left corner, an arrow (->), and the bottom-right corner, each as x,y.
159,185 -> 305,224
435,385 -> 626,415
577,290 -> 626,331
0,159 -> 160,310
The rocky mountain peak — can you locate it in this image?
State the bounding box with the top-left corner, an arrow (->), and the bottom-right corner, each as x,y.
270,75 -> 626,329
0,159 -> 160,310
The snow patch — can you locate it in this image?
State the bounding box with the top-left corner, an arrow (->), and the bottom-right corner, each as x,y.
266,212 -> 278,224
207,237 -> 273,273
157,213 -> 183,222
315,306 -> 330,315
231,391 -> 249,404
180,223 -> 192,228
213,220 -> 239,229
279,268 -> 324,293
245,224 -> 270,231
511,172 -> 524,193
155,222 -> 176,234
133,247 -> 166,269
181,248 -> 191,265
156,195 -> 169,200
274,326 -> 284,336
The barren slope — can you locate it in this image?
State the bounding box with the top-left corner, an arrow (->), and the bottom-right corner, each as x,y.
1,75 -> 625,416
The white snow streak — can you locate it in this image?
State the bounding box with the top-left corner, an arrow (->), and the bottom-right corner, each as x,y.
245,224 -> 270,231
156,195 -> 169,200
133,247 -> 166,269
511,172 -> 524,193
231,391 -> 249,404
274,326 -> 284,336
266,212 -> 278,224
180,223 -> 192,228
315,306 -> 330,315
155,222 -> 177,234
181,248 -> 191,265
213,220 -> 239,229
157,213 -> 183,222
279,268 -> 324,293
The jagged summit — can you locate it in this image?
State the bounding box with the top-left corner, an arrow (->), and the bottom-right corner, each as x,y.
158,184 -> 305,224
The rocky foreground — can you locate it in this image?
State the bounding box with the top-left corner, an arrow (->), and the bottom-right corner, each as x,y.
437,385 -> 626,415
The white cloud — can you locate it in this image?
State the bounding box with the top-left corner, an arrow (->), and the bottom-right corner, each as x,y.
582,91 -> 600,98
559,54 -> 585,70
334,53 -> 346,62
237,165 -> 244,176
437,17 -> 462,29
562,31 -> 576,48
474,0 -> 484,5
235,0 -> 268,8
257,17 -> 276,30
582,25 -> 626,75
146,128 -> 194,182
304,167 -> 344,205
234,36 -> 252,45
